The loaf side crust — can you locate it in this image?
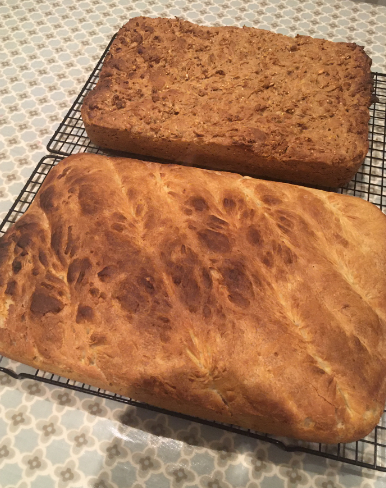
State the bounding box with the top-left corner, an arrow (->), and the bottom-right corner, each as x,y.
1,153 -> 386,443
81,17 -> 373,187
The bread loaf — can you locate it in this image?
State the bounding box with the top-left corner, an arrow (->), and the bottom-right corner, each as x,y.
1,153 -> 386,443
81,17 -> 373,188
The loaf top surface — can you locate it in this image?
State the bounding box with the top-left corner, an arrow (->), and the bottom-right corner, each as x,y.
1,153 -> 386,444
82,17 -> 373,171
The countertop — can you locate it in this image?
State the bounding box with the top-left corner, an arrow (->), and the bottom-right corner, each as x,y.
0,0 -> 386,486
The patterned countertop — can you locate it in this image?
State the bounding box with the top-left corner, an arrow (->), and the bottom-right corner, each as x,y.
1,0 -> 386,487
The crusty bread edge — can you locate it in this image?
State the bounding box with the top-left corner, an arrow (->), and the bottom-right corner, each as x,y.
1,154 -> 385,444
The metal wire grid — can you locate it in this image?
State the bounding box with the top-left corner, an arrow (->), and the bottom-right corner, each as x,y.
46,36 -> 116,158
0,35 -> 383,470
336,72 -> 386,212
0,353 -> 386,471
46,37 -> 386,214
0,157 -> 58,236
0,152 -> 386,471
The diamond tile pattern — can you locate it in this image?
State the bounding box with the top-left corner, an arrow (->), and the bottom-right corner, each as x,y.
1,0 -> 386,486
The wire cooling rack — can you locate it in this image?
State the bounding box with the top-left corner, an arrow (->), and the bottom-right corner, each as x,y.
0,338 -> 385,471
46,36 -> 115,158
1,149 -> 386,472
45,33 -> 386,212
0,32 -> 385,470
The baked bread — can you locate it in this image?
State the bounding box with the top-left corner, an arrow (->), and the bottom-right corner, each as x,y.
1,153 -> 386,444
81,17 -> 373,188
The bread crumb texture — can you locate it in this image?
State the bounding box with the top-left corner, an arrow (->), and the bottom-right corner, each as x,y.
81,17 -> 373,187
0,153 -> 386,444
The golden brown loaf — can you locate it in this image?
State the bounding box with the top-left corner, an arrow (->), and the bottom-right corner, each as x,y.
81,17 -> 373,188
1,153 -> 386,444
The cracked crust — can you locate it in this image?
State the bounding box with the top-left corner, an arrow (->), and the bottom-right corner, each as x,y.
81,17 -> 373,188
1,153 -> 386,443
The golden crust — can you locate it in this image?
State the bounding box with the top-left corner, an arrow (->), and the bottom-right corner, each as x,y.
0,153 -> 386,443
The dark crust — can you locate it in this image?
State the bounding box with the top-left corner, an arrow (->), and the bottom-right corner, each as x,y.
81,17 -> 373,187
1,153 -> 386,444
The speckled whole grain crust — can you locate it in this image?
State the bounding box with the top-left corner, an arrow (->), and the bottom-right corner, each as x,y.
1,153 -> 386,444
81,17 -> 373,188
